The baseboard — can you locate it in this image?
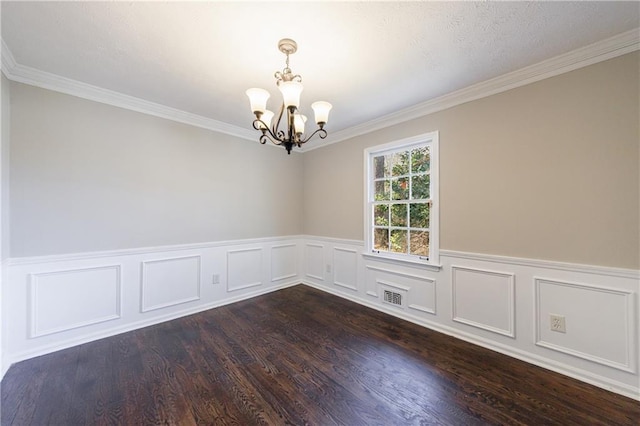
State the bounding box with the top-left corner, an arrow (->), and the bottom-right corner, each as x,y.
5,280 -> 300,370
301,280 -> 639,401
3,234 -> 638,400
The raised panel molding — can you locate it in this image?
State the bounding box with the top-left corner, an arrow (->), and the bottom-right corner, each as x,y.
452,266 -> 515,338
378,280 -> 408,309
271,244 -> 297,282
141,256 -> 201,312
5,235 -> 640,400
333,247 -> 358,291
365,265 -> 436,314
29,265 -> 121,337
535,278 -> 636,373
305,243 -> 324,281
227,248 -> 263,292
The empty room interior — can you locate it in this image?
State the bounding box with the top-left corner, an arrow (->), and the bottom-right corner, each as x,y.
1,1 -> 639,425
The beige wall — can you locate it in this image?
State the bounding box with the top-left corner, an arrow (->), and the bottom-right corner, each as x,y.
1,75 -> 9,260
7,53 -> 639,267
303,52 -> 639,269
9,82 -> 304,257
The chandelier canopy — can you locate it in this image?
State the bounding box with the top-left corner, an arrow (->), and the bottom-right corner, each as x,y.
246,38 -> 332,155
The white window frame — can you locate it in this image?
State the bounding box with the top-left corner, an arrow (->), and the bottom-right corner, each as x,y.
363,131 -> 440,270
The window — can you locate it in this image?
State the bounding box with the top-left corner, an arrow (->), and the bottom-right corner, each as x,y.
364,132 -> 439,266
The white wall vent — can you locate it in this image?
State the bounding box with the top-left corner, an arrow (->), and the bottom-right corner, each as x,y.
383,290 -> 402,306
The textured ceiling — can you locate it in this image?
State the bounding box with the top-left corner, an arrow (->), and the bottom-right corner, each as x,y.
2,1 -> 639,138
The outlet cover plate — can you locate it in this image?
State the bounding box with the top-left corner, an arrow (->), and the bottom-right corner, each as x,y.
550,314 -> 566,333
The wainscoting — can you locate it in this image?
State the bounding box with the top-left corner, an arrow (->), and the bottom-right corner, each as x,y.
2,237 -> 302,378
2,235 -> 639,400
302,236 -> 639,400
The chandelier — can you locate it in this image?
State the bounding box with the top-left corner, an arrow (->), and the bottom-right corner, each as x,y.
246,38 -> 332,155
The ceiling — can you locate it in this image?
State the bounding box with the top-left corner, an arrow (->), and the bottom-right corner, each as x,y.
2,1 -> 639,146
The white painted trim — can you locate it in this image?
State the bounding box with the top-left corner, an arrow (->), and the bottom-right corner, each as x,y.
332,247 -> 358,291
7,281 -> 300,371
303,29 -> 640,150
451,266 -> 516,338
7,235 -> 302,266
362,252 -> 442,271
367,264 -> 437,314
303,236 -> 639,279
5,29 -> 637,154
304,243 -> 325,281
408,304 -> 435,315
270,244 -> 298,282
28,265 -> 122,337
377,279 -> 410,292
12,237 -> 631,280
441,249 -> 640,279
302,235 -> 364,247
1,39 -> 255,142
300,280 -> 640,401
226,247 -> 263,292
363,131 -> 440,267
140,255 -> 202,313
534,277 -> 636,373
1,39 -> 17,76
365,264 -> 433,282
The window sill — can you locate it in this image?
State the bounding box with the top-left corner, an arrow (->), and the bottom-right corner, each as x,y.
362,252 -> 442,272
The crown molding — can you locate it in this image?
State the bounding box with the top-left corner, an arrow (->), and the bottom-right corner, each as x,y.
3,29 -> 639,150
1,39 -> 255,141
303,28 -> 640,152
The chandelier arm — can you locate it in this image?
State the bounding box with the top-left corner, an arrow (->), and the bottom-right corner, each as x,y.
251,119 -> 284,144
259,132 -> 284,146
298,127 -> 328,144
247,39 -> 329,155
273,103 -> 286,136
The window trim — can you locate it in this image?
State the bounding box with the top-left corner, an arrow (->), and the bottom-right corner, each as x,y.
363,131 -> 440,268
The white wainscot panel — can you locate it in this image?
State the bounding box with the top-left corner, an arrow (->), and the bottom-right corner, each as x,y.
452,266 -> 515,338
305,244 -> 324,281
30,265 -> 121,337
333,247 -> 358,291
141,256 -> 201,312
271,244 -> 297,282
535,278 -> 636,372
227,248 -> 263,292
367,266 -> 436,313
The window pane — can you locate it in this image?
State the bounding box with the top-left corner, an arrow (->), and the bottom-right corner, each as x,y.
390,229 -> 408,253
374,228 -> 389,251
411,174 -> 430,199
375,180 -> 390,201
373,155 -> 385,179
409,231 -> 429,256
409,203 -> 430,228
390,204 -> 407,227
391,178 -> 409,200
374,204 -> 389,226
411,147 -> 430,173
389,152 -> 409,176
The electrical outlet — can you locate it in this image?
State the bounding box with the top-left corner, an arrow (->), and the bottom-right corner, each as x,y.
326,264 -> 332,273
550,314 -> 566,333
212,274 -> 220,285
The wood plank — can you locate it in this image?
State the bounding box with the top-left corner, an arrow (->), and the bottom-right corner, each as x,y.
2,285 -> 638,425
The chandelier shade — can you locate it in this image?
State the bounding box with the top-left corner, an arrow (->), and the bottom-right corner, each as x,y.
311,101 -> 332,125
278,81 -> 303,109
246,38 -> 332,154
246,88 -> 270,114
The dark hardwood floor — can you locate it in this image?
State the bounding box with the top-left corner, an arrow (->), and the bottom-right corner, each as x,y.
2,285 -> 639,425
